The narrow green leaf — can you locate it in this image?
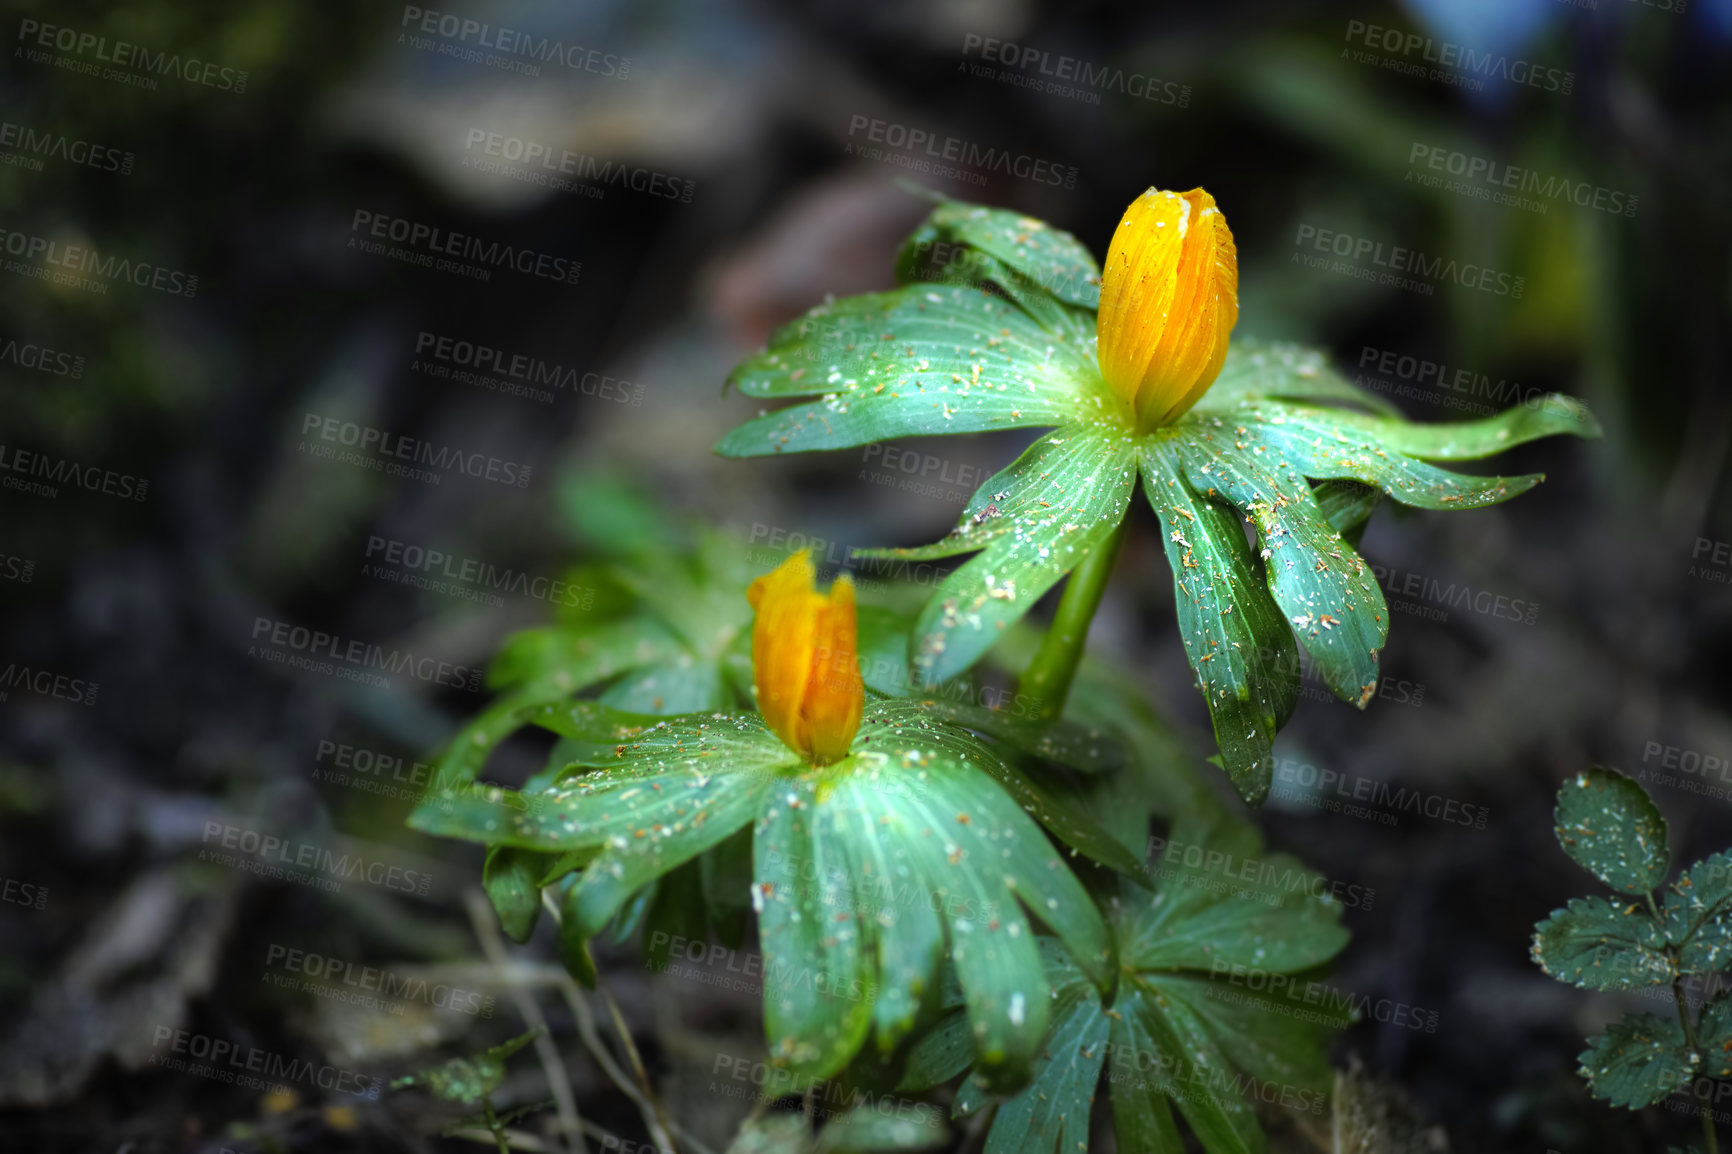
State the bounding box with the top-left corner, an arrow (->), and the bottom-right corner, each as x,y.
1173,422 -> 1388,708
1140,442 -> 1299,805
1260,407 -> 1547,511
1531,897 -> 1676,990
1196,339 -> 1398,417
1554,767 -> 1670,895
1315,392 -> 1601,460
1106,1005 -> 1188,1153
718,285 -> 1103,455
1577,1012 -> 1697,1109
483,846 -> 549,944
896,1008 -> 974,1093
1124,978 -> 1262,1154
895,198 -> 1102,310
1309,479 -> 1380,549
979,978 -> 1110,1154
755,776 -> 878,1079
871,427 -> 1136,687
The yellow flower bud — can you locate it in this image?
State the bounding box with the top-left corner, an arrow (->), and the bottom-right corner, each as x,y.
1096,187 -> 1239,430
748,551 -> 863,765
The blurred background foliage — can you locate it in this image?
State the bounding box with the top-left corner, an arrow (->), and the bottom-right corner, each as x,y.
2,0 -> 1731,1151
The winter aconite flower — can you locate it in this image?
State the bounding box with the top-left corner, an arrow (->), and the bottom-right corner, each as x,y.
748,550 -> 863,765
1096,187 -> 1239,430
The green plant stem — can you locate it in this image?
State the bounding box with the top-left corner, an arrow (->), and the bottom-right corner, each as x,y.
1672,972 -> 1717,1154
1019,521 -> 1128,722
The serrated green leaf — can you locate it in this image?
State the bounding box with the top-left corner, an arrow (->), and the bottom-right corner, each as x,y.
1171,421 -> 1388,708
864,427 -> 1135,687
718,285 -> 1105,455
1697,996 -> 1732,1078
1148,973 -> 1343,1092
1578,1012 -> 1697,1109
1662,851 -> 1732,972
1554,767 -> 1670,895
896,198 -> 1102,310
1139,444 -> 1298,806
1197,339 -> 1398,417
482,846 -> 548,944
756,775 -> 879,1079
1531,896 -> 1675,990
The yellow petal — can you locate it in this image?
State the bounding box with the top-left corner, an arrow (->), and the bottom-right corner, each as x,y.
749,552 -> 863,764
801,574 -> 863,765
1096,187 -> 1238,429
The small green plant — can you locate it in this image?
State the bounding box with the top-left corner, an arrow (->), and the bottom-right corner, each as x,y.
390,1029 -> 550,1153
408,185 -> 1600,1152
1532,767 -> 1732,1153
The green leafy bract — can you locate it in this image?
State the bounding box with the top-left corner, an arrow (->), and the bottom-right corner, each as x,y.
410,698 -> 1115,1090
1554,767 -> 1671,894
717,193 -> 1600,804
919,816 -> 1351,1154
